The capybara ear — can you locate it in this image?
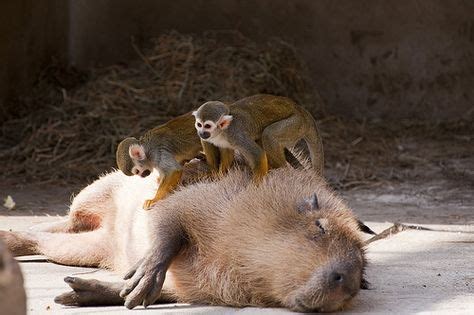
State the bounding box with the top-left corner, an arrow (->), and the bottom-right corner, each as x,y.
129,144 -> 146,161
296,193 -> 319,213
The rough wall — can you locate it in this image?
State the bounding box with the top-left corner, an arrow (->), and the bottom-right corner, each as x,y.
0,1 -> 68,119
1,1 -> 473,121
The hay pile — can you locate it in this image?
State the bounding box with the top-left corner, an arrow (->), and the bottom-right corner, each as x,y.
2,30 -> 470,188
0,31 -> 318,183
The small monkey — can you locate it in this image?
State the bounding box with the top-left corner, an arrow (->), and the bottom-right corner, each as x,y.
193,94 -> 324,180
116,112 -> 202,209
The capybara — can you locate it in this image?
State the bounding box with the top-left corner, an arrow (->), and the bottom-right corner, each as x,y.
1,161 -> 367,312
0,240 -> 27,315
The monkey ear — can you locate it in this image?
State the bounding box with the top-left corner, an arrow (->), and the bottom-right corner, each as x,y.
129,144 -> 146,161
296,193 -> 319,212
192,111 -> 198,117
218,115 -> 233,129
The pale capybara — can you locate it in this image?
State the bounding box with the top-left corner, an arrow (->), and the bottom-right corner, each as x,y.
1,162 -> 367,312
0,240 -> 27,315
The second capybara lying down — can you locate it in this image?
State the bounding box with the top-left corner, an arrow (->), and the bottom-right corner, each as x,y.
0,240 -> 26,315
1,160 -> 367,312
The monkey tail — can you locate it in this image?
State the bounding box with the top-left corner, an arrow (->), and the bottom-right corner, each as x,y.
302,114 -> 324,175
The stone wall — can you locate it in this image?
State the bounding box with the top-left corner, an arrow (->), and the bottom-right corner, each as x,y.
1,0 -> 473,120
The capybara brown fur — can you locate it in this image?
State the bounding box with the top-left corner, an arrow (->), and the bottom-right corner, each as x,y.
1,161 -> 367,312
0,240 -> 27,315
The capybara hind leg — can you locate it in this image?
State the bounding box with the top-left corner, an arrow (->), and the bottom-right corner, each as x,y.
37,229 -> 112,267
55,277 -> 177,307
0,229 -> 112,267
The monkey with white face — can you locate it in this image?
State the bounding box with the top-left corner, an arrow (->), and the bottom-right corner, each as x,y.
193,94 -> 324,180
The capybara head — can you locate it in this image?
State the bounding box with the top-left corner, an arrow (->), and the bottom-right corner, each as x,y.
229,169 -> 367,312
284,195 -> 366,312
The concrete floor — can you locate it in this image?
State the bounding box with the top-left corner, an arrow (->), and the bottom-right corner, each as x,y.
1,182 -> 473,314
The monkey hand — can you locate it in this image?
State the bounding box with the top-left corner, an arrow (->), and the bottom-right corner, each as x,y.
119,255 -> 167,309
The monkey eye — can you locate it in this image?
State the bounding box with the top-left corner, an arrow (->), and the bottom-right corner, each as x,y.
204,124 -> 211,129
197,122 -> 202,128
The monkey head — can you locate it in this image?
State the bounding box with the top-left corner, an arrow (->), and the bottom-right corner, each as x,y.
116,137 -> 153,178
192,101 -> 233,141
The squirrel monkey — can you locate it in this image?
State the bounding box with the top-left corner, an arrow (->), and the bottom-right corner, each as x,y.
192,94 -> 324,181
116,113 -> 202,209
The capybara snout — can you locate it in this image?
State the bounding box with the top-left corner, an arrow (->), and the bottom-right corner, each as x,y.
285,255 -> 364,313
267,191 -> 366,313
282,239 -> 365,312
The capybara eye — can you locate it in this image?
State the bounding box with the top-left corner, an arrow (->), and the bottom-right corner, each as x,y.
315,220 -> 325,234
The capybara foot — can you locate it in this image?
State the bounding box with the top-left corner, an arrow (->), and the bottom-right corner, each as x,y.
54,276 -> 124,306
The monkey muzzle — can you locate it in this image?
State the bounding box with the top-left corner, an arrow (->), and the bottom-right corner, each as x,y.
141,170 -> 151,178
198,131 -> 211,139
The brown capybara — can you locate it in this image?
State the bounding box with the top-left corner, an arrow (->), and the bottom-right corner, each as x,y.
0,240 -> 27,315
1,161 -> 367,312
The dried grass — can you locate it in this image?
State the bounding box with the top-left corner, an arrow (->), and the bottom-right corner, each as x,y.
0,30 -> 317,183
1,30 -> 471,189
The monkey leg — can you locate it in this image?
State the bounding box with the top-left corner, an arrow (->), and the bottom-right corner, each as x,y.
218,148 -> 235,174
0,229 -> 113,267
236,137 -> 269,182
261,115 -> 305,169
143,155 -> 183,209
201,140 -> 221,172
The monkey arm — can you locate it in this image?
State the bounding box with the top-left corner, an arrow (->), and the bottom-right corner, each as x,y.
143,155 -> 183,210
218,148 -> 235,174
120,215 -> 185,309
201,140 -> 220,172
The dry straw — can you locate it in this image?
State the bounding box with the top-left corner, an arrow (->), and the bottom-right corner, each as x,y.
1,31 -> 470,188
0,31 -> 317,183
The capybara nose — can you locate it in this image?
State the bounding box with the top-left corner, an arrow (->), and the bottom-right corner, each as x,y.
199,131 -> 210,139
326,262 -> 359,296
141,170 -> 151,177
